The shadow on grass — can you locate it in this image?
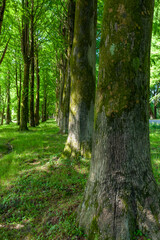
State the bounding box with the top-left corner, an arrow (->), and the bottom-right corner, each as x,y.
0,120 -> 88,240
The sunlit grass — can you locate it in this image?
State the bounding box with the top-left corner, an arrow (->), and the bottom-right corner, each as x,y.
0,120 -> 87,239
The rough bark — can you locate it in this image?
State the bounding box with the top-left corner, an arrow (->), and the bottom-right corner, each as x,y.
30,0 -> 35,127
20,0 -> 30,131
59,0 -> 75,134
79,1 -> 160,239
64,0 -> 97,158
35,44 -> 40,126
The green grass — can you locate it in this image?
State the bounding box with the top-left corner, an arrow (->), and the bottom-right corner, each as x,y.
0,120 -> 88,239
0,120 -> 160,240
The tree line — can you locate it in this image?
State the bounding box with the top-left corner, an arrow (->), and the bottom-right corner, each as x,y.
1,0 -> 160,239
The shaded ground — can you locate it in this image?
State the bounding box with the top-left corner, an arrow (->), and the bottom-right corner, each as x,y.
0,120 -> 159,240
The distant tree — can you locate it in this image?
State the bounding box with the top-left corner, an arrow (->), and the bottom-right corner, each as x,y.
79,0 -> 160,239
20,0 -> 30,130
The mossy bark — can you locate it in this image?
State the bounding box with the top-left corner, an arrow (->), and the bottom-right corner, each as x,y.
79,1 -> 160,239
59,0 -> 75,134
64,0 -> 97,158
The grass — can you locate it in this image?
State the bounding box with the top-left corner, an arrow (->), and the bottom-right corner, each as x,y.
0,120 -> 160,240
0,120 -> 88,240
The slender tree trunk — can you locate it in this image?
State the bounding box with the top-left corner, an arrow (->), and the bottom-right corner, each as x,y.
6,74 -> 11,124
1,106 -> 4,125
35,45 -> 40,126
79,1 -> 160,239
16,63 -> 22,125
154,104 -> 157,119
30,0 -> 35,127
18,64 -> 22,125
20,61 -> 30,130
42,85 -> 47,122
63,0 -> 97,158
58,55 -> 66,129
20,0 -> 30,131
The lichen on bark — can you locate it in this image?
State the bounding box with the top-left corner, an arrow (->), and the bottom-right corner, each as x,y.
79,0 -> 160,239
64,0 -> 97,158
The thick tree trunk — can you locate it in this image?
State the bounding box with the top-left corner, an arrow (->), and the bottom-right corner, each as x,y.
6,74 -> 11,124
35,47 -> 40,126
64,0 -> 97,158
30,0 -> 35,127
59,0 -> 75,134
79,1 -> 160,239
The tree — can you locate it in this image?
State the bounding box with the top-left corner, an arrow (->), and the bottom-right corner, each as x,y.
64,0 -> 97,158
20,0 -> 30,130
0,0 -> 6,34
29,0 -> 35,127
79,1 -> 160,239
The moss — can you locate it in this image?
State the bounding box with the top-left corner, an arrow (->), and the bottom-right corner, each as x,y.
132,57 -> 140,71
88,217 -> 100,240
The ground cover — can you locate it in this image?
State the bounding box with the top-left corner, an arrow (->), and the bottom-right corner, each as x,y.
0,120 -> 159,240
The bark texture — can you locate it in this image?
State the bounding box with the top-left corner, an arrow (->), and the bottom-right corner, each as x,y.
79,1 -> 160,239
59,0 -> 75,134
64,0 -> 97,158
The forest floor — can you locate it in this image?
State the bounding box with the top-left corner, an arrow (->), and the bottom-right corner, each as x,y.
0,119 -> 160,240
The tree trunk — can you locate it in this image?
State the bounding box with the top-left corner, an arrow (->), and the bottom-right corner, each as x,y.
0,0 -> 6,35
20,0 -> 30,131
30,0 -> 35,127
6,74 -> 11,124
20,61 -> 30,130
154,104 -> 157,119
42,86 -> 47,122
35,44 -> 40,126
79,1 -> 160,239
59,0 -> 75,134
64,0 -> 97,158
18,64 -> 22,125
58,55 -> 66,130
